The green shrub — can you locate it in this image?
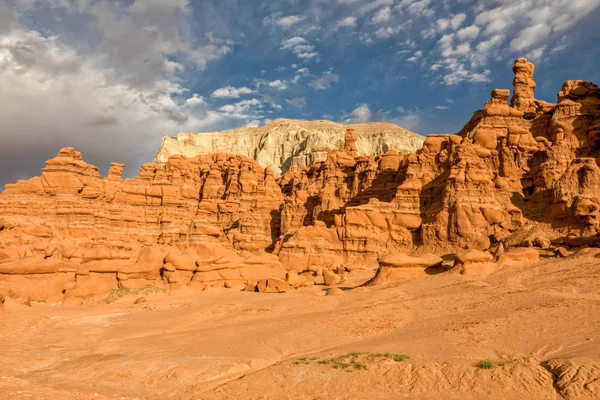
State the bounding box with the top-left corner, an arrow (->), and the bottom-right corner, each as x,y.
477,360 -> 495,369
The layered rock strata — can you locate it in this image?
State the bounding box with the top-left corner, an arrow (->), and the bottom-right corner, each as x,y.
1,58 -> 599,301
155,119 -> 425,175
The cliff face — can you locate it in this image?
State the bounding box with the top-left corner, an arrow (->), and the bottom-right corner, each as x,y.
154,119 -> 425,175
1,57 -> 600,302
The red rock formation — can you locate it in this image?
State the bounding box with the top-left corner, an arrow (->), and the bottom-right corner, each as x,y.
1,57 -> 599,301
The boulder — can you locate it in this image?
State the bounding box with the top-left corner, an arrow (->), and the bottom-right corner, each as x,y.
368,252 -> 443,285
256,278 -> 290,293
378,253 -> 443,269
500,247 -> 540,263
322,269 -> 341,286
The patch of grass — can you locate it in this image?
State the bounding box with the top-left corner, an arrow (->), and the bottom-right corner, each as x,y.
374,353 -> 410,362
103,285 -> 166,304
497,358 -> 519,367
292,351 -> 409,371
345,351 -> 365,357
477,360 -> 495,369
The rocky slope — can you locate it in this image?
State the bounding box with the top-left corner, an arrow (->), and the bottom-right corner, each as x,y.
154,119 -> 425,174
0,57 -> 599,303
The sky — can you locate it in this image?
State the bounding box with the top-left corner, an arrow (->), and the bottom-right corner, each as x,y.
0,0 -> 599,186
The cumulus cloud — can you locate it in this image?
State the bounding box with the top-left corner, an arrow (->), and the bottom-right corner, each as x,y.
343,104 -> 372,123
211,86 -> 254,98
374,26 -> 403,39
372,7 -> 392,24
281,36 -> 319,60
276,15 -> 306,28
456,25 -> 480,41
397,0 -> 434,17
0,0 -> 246,186
1,0 -> 598,185
268,79 -> 288,90
337,16 -> 358,28
218,99 -> 263,116
407,50 -> 423,62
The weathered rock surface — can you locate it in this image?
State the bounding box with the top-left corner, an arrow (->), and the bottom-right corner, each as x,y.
155,118 -> 425,175
1,57 -> 599,300
368,252 -> 443,285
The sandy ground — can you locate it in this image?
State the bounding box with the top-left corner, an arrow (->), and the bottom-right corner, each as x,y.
1,250 -> 600,399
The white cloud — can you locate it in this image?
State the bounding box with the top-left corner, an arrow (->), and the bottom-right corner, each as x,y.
450,13 -> 466,30
442,62 -> 490,85
244,119 -> 261,128
398,0 -> 434,17
218,98 -> 262,115
456,25 -> 480,41
407,50 -> 422,62
528,45 -> 548,62
509,23 -> 551,52
292,67 -> 310,84
310,71 -> 340,91
358,0 -> 394,16
287,97 -> 307,108
0,0 -> 242,185
476,34 -> 504,53
391,107 -> 429,132
337,16 -> 358,28
372,7 -> 392,24
343,104 -> 371,123
268,79 -> 288,90
264,14 -> 305,28
276,15 -> 305,28
375,26 -> 402,39
435,105 -> 449,110
281,36 -> 319,60
436,18 -> 450,31
475,0 -> 599,54
211,86 -> 254,99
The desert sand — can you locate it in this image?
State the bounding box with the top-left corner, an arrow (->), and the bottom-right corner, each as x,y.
2,249 -> 599,400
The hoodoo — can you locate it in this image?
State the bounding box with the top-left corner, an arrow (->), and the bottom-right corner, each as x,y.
1,58 -> 599,302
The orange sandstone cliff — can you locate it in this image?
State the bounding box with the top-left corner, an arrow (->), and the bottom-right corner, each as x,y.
1,57 -> 599,302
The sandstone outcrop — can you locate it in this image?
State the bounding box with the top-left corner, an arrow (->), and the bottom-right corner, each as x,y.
155,119 -> 425,175
1,57 -> 599,300
368,252 -> 443,285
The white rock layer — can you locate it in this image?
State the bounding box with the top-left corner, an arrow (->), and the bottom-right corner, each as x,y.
155,118 -> 425,174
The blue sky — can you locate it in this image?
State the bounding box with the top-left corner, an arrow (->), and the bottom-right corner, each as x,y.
0,0 -> 599,185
